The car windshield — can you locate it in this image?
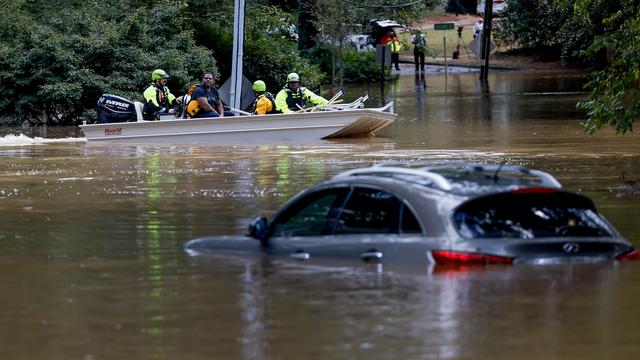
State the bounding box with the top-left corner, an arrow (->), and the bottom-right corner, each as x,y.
453,192 -> 614,239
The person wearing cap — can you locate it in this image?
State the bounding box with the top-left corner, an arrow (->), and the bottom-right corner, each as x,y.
275,73 -> 327,113
143,69 -> 183,120
249,80 -> 279,115
381,30 -> 402,71
411,30 -> 427,72
473,19 -> 484,39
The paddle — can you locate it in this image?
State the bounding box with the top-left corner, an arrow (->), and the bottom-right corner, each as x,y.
227,107 -> 252,116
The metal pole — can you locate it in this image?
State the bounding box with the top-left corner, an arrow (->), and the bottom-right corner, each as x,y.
380,45 -> 386,82
479,0 -> 493,79
443,34 -> 448,75
230,0 -> 245,110
380,45 -> 386,106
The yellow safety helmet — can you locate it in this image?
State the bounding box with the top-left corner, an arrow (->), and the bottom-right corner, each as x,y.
152,69 -> 169,81
252,80 -> 266,92
287,73 -> 300,82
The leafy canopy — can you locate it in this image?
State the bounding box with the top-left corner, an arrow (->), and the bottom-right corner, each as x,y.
576,1 -> 640,134
0,0 -> 216,124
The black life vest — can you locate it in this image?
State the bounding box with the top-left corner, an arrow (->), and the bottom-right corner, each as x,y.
284,87 -> 307,111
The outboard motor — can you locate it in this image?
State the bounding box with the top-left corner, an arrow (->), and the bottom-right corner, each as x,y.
96,94 -> 136,123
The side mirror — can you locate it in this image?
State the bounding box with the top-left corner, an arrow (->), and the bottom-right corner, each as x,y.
248,217 -> 269,241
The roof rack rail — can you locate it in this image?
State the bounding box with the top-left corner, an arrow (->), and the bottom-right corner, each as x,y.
334,163 -> 563,191
422,163 -> 562,189
334,166 -> 454,191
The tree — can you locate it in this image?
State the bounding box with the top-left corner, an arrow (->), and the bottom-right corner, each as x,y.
186,0 -> 325,93
576,1 -> 640,134
0,0 -> 216,125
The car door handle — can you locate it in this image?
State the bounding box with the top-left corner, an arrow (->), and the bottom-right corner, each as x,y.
290,249 -> 311,260
361,249 -> 383,262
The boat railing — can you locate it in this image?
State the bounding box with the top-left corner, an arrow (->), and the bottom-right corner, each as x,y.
377,102 -> 394,113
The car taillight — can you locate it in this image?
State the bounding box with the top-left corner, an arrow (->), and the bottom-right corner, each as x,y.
616,250 -> 640,261
432,251 -> 514,265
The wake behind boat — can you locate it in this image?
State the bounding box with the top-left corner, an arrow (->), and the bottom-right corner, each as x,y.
80,93 -> 396,144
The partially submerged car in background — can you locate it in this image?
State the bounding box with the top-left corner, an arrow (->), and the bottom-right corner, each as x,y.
185,163 -> 639,267
477,0 -> 508,15
368,19 -> 406,44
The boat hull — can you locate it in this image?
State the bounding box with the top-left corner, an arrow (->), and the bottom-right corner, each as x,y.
80,109 -> 396,144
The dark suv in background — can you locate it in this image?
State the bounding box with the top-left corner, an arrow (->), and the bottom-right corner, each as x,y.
185,163 -> 639,266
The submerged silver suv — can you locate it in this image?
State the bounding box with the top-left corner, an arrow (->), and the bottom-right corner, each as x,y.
185,163 -> 639,266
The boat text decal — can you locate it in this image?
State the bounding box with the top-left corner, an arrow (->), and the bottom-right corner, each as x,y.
104,128 -> 122,136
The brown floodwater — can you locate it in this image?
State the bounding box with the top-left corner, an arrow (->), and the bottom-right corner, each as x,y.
0,71 -> 639,359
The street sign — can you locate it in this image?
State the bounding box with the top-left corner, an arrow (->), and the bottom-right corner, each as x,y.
375,44 -> 391,65
434,23 -> 455,30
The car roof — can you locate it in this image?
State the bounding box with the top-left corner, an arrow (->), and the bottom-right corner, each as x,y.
370,19 -> 406,29
332,162 -> 562,196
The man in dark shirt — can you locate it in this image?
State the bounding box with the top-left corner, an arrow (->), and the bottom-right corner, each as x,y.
189,72 -> 234,118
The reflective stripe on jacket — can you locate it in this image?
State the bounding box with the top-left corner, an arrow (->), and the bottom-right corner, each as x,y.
275,87 -> 327,113
388,38 -> 402,53
143,83 -> 177,119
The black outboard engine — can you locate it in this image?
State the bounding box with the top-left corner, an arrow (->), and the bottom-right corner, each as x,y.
96,94 -> 136,123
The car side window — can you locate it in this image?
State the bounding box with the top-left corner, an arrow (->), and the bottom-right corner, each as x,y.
333,187 -> 406,235
270,188 -> 348,237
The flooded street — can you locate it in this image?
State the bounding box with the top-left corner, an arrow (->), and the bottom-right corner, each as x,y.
1,71 -> 639,359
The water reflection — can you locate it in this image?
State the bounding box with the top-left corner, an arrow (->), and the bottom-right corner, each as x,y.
188,252 -> 640,359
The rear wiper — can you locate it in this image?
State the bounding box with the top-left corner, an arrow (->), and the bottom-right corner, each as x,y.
491,161 -> 506,182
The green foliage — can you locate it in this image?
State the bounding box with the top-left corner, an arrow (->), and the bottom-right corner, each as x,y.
577,5 -> 640,134
308,0 -> 442,86
244,36 -> 325,93
492,0 -> 640,133
311,46 -> 390,83
0,0 -> 216,125
495,0 -> 588,62
185,0 -> 325,92
343,50 -> 385,82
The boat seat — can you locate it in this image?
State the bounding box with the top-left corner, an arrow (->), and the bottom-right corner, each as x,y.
133,101 -> 145,121
180,94 -> 191,118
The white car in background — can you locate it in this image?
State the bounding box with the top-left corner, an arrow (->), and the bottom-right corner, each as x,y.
477,0 -> 508,15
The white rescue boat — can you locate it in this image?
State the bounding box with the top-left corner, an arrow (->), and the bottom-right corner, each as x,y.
80,95 -> 396,144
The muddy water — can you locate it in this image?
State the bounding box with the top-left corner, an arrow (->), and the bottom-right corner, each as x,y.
1,71 -> 639,359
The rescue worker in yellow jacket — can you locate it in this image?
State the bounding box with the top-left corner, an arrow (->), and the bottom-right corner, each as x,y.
275,73 -> 327,113
381,30 -> 402,71
143,69 -> 183,120
250,80 -> 280,115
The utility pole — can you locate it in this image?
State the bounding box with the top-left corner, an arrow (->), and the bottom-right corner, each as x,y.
479,0 -> 493,80
230,0 -> 245,110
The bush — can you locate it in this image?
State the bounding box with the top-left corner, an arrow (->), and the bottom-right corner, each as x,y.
494,0 -> 588,64
308,46 -> 391,83
343,50 -> 386,82
0,1 -> 216,125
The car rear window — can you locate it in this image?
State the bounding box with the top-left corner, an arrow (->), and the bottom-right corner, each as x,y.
453,191 -> 615,239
